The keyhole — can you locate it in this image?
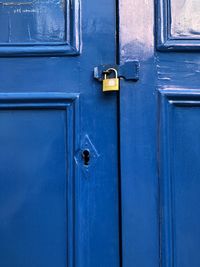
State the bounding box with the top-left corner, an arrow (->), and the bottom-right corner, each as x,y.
82,149 -> 90,166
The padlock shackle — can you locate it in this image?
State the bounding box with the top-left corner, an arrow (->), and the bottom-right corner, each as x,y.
104,68 -> 118,79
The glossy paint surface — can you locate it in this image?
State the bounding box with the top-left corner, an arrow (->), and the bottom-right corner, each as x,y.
0,0 -> 65,43
0,104 -> 67,267
120,0 -> 200,267
171,0 -> 200,38
159,90 -> 200,267
0,0 -> 120,267
119,0 -> 158,266
0,0 -> 80,55
157,0 -> 200,50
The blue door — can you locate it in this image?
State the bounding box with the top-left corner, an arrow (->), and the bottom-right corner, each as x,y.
0,1 -> 120,266
120,0 -> 200,267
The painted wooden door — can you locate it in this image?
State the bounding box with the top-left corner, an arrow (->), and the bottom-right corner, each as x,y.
0,1 -> 120,267
120,0 -> 200,267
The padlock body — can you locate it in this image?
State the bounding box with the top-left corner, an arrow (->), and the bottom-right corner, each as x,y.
103,78 -> 119,92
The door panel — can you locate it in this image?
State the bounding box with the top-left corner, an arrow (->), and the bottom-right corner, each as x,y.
170,0 -> 200,39
160,90 -> 200,267
0,0 -> 120,266
0,0 -> 65,43
157,0 -> 200,50
0,94 -> 78,267
0,0 -> 80,55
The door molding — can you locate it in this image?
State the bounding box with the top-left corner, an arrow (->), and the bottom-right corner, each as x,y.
0,92 -> 80,267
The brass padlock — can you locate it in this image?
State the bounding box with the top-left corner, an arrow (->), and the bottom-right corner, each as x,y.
103,68 -> 119,92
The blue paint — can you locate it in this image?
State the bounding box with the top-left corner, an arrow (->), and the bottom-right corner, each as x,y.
0,93 -> 79,267
4,0 -> 200,266
119,0 -> 159,266
0,0 -> 80,55
120,0 -> 200,267
0,106 -> 68,267
0,0 -> 120,266
159,89 -> 200,267
157,0 -> 200,50
0,0 -> 65,43
94,61 -> 139,81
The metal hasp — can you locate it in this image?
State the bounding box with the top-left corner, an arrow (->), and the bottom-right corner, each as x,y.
94,61 -> 139,82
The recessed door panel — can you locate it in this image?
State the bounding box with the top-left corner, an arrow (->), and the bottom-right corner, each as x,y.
0,0 -> 80,55
171,0 -> 200,39
0,95 -> 78,267
0,0 -> 65,43
157,0 -> 200,50
159,91 -> 200,267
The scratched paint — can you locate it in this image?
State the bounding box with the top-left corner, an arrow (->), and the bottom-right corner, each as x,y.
171,0 -> 200,38
0,0 -> 65,43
